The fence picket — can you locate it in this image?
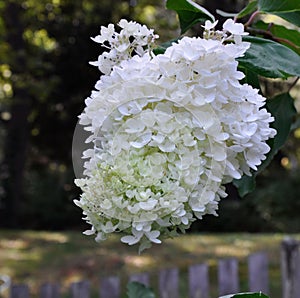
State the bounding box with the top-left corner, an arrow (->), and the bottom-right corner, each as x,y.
10,284 -> 30,298
281,238 -> 300,298
248,252 -> 269,294
70,280 -> 90,298
218,258 -> 239,296
159,268 -> 179,298
7,240 -> 300,298
40,283 -> 60,298
129,272 -> 150,286
189,263 -> 209,298
100,276 -> 120,298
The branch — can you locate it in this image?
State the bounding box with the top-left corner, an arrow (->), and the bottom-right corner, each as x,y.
247,27 -> 300,51
288,77 -> 299,93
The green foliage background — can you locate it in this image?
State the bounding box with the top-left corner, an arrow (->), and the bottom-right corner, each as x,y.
0,0 -> 300,233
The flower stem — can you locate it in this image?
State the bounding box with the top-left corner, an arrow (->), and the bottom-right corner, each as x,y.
244,10 -> 261,28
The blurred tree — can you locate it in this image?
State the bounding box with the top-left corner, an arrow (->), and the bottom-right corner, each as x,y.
0,0 -> 117,228
1,1 -> 31,227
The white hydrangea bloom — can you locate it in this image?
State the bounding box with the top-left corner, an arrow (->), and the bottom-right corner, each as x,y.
223,19 -> 247,36
202,18 -> 248,44
202,20 -> 218,31
223,19 -> 249,44
90,19 -> 158,75
74,19 -> 276,252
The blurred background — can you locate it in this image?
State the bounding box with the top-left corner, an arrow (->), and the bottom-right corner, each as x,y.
1,2 -> 300,297
0,0 -> 300,234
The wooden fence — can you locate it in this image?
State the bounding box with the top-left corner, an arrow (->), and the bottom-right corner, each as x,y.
2,238 -> 300,298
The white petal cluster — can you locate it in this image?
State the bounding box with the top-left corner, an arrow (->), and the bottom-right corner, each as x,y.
90,19 -> 158,75
74,19 -> 276,252
203,18 -> 249,44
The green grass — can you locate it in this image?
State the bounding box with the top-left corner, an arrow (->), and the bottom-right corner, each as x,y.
0,230 -> 299,297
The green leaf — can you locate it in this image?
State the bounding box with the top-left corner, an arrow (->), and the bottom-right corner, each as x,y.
237,1 -> 258,18
260,92 -> 297,171
166,0 -> 214,33
219,292 -> 269,298
127,282 -> 156,298
238,36 -> 300,78
272,11 -> 300,27
253,21 -> 300,54
257,0 -> 300,26
258,0 -> 300,12
233,175 -> 256,197
240,68 -> 261,89
153,38 -> 180,55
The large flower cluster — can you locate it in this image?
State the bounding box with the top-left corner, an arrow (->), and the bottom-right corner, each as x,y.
74,19 -> 276,251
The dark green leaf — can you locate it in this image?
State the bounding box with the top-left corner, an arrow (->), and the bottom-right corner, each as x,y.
237,1 -> 258,18
258,0 -> 300,12
178,11 -> 211,33
234,293 -> 269,298
253,21 -> 300,54
240,67 -> 261,89
153,38 -> 180,55
233,175 -> 256,197
238,36 -> 300,78
166,0 -> 214,33
272,11 -> 300,27
127,282 -> 156,298
257,0 -> 300,26
153,47 -> 167,55
260,92 -> 297,172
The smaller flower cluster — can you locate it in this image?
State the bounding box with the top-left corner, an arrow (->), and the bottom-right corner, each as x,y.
90,19 -> 159,75
202,19 -> 248,44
